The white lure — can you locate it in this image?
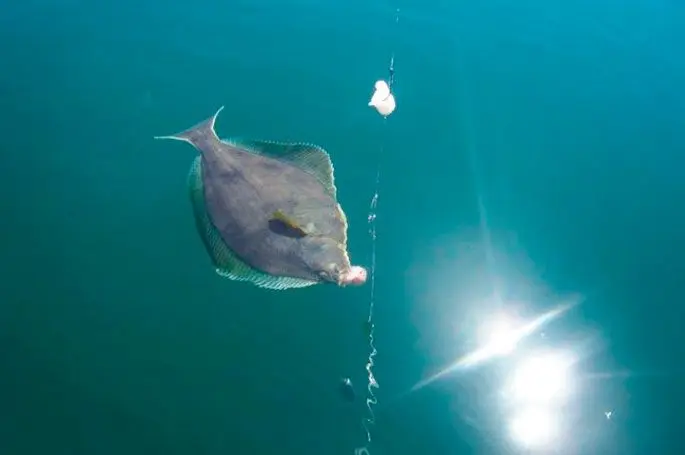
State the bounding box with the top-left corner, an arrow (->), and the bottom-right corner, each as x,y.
368,80 -> 396,117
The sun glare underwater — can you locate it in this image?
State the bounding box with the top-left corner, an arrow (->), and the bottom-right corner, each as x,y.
404,251 -> 627,454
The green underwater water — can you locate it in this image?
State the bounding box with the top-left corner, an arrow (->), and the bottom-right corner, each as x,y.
1,0 -> 684,454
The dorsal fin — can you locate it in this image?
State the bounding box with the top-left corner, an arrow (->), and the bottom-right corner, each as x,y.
223,138 -> 338,200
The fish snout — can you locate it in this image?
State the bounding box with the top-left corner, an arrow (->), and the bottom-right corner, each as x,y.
320,264 -> 367,286
340,265 -> 367,286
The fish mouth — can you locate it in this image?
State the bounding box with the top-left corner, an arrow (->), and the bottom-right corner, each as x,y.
337,265 -> 367,286
317,262 -> 367,287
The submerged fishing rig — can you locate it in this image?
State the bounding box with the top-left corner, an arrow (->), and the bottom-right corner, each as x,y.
368,55 -> 396,117
351,8 -> 400,455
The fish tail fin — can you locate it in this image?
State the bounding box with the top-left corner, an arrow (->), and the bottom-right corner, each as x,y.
154,106 -> 224,147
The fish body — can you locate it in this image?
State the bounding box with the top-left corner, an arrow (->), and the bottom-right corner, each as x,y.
155,107 -> 365,290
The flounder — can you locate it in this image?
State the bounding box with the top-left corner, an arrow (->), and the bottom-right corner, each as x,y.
155,107 -> 367,290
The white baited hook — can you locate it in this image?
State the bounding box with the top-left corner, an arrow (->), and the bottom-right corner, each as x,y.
368,80 -> 396,117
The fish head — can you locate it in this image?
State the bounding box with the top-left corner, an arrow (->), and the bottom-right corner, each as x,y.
302,237 -> 352,285
302,237 -> 367,286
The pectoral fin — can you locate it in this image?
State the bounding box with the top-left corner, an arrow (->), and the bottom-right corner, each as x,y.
269,210 -> 313,238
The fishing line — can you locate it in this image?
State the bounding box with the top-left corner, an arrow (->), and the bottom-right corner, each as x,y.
355,8 -> 400,455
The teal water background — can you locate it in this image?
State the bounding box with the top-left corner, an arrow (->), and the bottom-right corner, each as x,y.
2,0 -> 684,454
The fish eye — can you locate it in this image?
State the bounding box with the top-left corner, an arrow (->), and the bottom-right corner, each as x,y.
317,270 -> 331,280
317,263 -> 340,282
